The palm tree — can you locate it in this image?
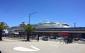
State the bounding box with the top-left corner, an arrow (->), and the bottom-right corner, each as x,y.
24,24 -> 35,41
0,22 -> 6,41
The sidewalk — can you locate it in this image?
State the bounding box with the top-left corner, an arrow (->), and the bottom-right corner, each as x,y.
0,38 -> 85,53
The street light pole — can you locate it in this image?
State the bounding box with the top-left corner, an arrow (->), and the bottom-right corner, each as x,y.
28,14 -> 31,25
27,12 -> 37,41
28,12 -> 37,25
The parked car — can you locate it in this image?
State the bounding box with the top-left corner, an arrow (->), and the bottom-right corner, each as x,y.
49,35 -> 56,39
42,36 -> 48,41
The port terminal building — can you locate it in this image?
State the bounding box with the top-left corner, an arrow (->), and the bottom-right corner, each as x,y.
8,22 -> 85,40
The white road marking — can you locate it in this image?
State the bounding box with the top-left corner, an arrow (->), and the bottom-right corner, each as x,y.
13,46 -> 40,52
30,45 -> 40,51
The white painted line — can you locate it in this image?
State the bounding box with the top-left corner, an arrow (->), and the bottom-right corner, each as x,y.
13,46 -> 40,51
13,47 -> 35,51
30,45 -> 40,51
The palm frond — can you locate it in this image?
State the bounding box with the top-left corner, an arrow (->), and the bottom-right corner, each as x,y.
24,24 -> 35,32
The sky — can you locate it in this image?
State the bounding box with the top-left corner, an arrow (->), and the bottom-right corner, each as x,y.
0,0 -> 85,27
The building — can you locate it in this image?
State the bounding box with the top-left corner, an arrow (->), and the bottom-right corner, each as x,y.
8,22 -> 85,40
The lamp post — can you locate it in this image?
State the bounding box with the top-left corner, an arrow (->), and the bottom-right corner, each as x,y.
28,12 -> 37,25
26,12 -> 37,41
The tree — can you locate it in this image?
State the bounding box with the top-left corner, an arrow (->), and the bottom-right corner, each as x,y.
24,24 -> 35,41
0,22 -> 6,41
